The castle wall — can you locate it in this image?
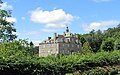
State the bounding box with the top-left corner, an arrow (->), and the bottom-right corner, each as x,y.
59,42 -> 81,54
39,43 -> 59,57
39,28 -> 82,57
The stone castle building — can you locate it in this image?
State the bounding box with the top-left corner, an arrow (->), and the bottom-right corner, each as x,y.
39,27 -> 81,57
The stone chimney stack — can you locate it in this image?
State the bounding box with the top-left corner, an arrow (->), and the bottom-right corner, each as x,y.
48,37 -> 51,40
54,33 -> 57,43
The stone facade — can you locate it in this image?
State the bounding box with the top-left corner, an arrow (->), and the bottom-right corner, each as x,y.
39,27 -> 81,57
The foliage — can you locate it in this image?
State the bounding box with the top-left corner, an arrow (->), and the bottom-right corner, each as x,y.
81,42 -> 92,54
0,48 -> 119,75
0,2 -> 17,42
103,27 -> 120,40
77,34 -> 86,46
80,26 -> 120,52
82,30 -> 103,52
114,38 -> 120,50
0,39 -> 36,55
81,65 -> 120,75
0,1 -> 120,75
30,41 -> 34,47
101,38 -> 114,51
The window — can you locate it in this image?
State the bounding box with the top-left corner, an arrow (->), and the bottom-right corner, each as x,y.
43,45 -> 45,48
72,38 -> 74,41
56,50 -> 58,53
48,50 -> 50,53
67,39 -> 70,43
68,44 -> 69,47
63,44 -> 64,47
71,50 -> 74,54
72,45 -> 74,47
78,45 -> 79,48
48,49 -> 52,53
68,50 -> 70,53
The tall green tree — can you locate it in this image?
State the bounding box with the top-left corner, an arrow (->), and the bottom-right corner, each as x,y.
114,38 -> 120,50
94,30 -> 103,51
81,42 -> 92,54
82,30 -> 103,52
77,34 -> 86,46
0,1 -> 17,42
100,38 -> 114,51
30,41 -> 34,47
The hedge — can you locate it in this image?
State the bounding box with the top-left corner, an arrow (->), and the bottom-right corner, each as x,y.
0,50 -> 120,75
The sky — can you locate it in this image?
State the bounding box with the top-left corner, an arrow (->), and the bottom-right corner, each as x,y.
1,0 -> 120,45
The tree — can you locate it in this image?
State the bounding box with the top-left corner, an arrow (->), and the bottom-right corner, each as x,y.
30,41 -> 34,47
77,34 -> 86,46
94,30 -> 103,51
82,30 -> 103,52
90,29 -> 95,36
0,1 -> 17,42
81,42 -> 92,54
29,41 -> 39,55
114,39 -> 120,50
100,38 -> 114,51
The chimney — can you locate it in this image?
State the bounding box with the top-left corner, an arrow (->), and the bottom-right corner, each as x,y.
48,37 -> 51,40
54,33 -> 57,43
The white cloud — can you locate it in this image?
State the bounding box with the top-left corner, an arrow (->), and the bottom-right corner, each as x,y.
6,17 -> 17,23
92,0 -> 111,3
0,2 -> 13,9
30,8 -> 75,28
83,20 -> 120,32
25,31 -> 41,35
41,28 -> 57,32
21,17 -> 25,20
45,24 -> 66,28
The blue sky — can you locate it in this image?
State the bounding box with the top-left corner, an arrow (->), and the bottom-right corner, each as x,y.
1,0 -> 120,45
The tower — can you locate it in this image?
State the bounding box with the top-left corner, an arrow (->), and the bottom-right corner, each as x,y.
66,26 -> 69,32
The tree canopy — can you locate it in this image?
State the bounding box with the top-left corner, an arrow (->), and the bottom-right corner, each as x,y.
0,1 -> 17,42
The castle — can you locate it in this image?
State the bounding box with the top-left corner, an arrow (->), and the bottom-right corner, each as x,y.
39,27 -> 81,57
